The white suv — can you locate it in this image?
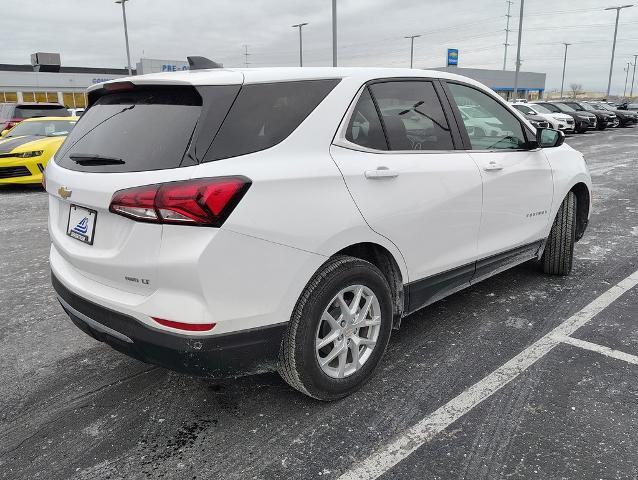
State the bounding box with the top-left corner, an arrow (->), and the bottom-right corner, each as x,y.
46,67 -> 592,400
511,102 -> 575,132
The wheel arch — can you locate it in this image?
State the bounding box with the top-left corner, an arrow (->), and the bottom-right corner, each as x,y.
334,242 -> 406,329
570,182 -> 590,241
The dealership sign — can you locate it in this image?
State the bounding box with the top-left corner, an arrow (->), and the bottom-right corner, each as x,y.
161,64 -> 189,72
447,49 -> 459,67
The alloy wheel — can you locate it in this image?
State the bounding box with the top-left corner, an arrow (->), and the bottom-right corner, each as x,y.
315,285 -> 381,379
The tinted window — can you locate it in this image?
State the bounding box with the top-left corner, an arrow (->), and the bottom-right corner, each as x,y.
535,102 -> 561,113
345,88 -> 387,150
563,102 -> 584,111
15,105 -> 69,118
448,83 -> 526,150
370,81 -> 454,151
5,119 -> 76,138
552,103 -> 576,113
56,86 -> 211,173
204,79 -> 340,161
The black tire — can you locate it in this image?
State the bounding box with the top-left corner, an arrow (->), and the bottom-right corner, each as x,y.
541,191 -> 576,275
278,255 -> 393,401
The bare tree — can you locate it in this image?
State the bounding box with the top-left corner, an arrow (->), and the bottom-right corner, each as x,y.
569,83 -> 583,99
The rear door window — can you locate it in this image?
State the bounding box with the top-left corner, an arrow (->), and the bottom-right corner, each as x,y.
369,81 -> 454,151
345,88 -> 388,150
204,79 -> 340,161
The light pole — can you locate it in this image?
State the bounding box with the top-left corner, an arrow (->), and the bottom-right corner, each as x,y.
512,0 -> 524,100
560,43 -> 571,99
631,54 -> 638,97
115,0 -> 132,76
405,35 -> 421,68
624,61 -> 631,97
503,0 -> 513,70
332,0 -> 337,67
605,5 -> 634,98
292,23 -> 308,67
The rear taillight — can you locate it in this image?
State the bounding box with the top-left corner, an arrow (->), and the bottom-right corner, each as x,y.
109,176 -> 251,227
5,119 -> 21,130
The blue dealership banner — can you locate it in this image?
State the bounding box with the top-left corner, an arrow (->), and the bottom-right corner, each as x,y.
447,49 -> 459,66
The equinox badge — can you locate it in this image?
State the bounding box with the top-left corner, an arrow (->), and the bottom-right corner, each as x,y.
58,186 -> 72,199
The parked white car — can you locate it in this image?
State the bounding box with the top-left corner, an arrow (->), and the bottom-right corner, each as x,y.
46,66 -> 592,400
458,107 -> 507,137
511,102 -> 575,132
67,108 -> 85,117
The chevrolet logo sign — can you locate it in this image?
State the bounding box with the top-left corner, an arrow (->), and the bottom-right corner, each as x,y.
58,186 -> 72,199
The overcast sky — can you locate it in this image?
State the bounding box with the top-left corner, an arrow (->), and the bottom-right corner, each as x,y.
4,0 -> 638,94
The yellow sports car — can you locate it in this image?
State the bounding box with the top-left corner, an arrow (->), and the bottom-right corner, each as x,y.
0,116 -> 78,185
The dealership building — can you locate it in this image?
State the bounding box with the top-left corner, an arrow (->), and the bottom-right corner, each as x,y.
1,52 -> 547,108
0,53 -> 189,108
433,67 -> 547,100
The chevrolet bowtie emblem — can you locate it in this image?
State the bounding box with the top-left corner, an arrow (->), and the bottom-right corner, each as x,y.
58,186 -> 72,199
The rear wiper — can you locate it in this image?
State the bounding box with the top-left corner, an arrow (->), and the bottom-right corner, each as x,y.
69,153 -> 125,165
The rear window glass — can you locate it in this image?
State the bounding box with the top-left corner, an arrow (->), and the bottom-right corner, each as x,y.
204,79 -> 340,162
56,86 -> 210,173
15,105 -> 69,118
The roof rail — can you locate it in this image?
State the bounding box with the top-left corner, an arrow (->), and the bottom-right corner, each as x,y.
187,56 -> 223,70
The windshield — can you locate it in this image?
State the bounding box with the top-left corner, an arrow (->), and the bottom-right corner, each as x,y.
513,105 -> 534,115
6,119 -> 76,138
531,104 -> 551,114
554,103 -> 576,113
579,103 -> 597,112
535,103 -> 560,113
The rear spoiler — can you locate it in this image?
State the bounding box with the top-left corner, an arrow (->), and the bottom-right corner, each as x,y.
187,56 -> 223,70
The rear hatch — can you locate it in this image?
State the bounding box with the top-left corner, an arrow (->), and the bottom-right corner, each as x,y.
47,80 -> 242,293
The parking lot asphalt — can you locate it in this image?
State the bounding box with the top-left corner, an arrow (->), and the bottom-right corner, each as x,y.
0,128 -> 637,480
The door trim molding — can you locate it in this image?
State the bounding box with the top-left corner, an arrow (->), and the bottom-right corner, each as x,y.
404,240 -> 543,315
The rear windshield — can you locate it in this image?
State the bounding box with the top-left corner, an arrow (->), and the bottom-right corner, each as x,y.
55,79 -> 339,173
15,105 -> 69,119
56,86 -> 212,173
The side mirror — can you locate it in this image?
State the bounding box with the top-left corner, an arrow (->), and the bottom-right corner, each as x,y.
0,129 -> 8,137
536,128 -> 565,148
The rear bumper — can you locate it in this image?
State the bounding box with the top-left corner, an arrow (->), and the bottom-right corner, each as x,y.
52,272 -> 286,378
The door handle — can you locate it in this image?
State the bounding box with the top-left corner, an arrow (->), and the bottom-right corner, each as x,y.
364,167 -> 399,179
484,161 -> 504,171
